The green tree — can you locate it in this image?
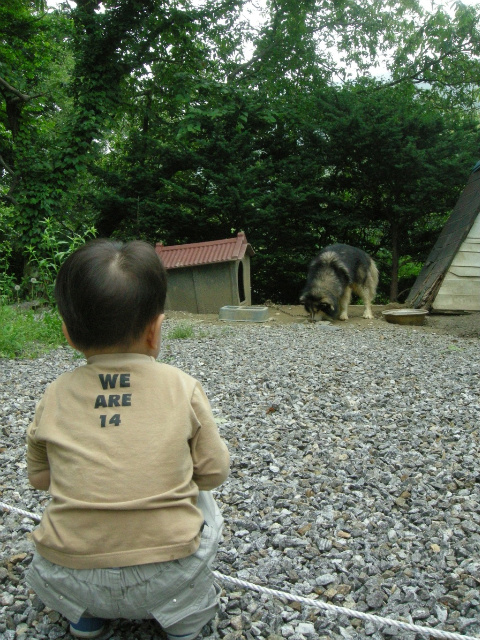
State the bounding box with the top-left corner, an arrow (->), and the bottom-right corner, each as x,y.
0,0 -> 74,288
1,0 -> 231,252
318,81 -> 478,301
388,2 -> 480,108
2,0 -> 480,304
0,1 -> 67,216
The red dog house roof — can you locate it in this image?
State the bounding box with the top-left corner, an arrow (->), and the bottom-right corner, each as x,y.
155,232 -> 254,270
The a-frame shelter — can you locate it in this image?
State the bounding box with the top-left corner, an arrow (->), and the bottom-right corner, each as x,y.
407,163 -> 480,311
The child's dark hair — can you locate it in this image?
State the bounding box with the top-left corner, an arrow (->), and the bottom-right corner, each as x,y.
55,239 -> 167,350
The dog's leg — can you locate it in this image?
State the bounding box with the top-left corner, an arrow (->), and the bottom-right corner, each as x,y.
339,287 -> 352,320
362,292 -> 374,319
358,282 -> 375,318
362,262 -> 378,319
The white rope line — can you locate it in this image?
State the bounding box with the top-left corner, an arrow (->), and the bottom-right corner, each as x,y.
1,501 -> 41,522
2,501 -> 480,640
213,572 -> 479,640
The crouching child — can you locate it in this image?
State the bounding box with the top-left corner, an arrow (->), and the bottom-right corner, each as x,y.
26,239 -> 230,639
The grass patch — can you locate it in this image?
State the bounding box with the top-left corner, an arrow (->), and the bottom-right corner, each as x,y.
0,310 -> 213,359
165,322 -> 196,340
0,305 -> 66,358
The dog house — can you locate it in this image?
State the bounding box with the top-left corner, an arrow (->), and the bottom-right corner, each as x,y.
155,232 -> 255,314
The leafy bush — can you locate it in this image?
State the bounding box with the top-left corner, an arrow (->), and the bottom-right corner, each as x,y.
0,306 -> 66,359
25,218 -> 97,305
0,205 -> 18,304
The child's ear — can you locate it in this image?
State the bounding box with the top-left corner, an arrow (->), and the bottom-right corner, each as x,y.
146,313 -> 165,351
62,322 -> 77,349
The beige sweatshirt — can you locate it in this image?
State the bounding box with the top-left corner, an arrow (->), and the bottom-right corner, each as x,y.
27,353 -> 230,569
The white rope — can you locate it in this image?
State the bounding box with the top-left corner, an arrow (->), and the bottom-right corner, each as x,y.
213,572 -> 479,640
0,501 -> 41,522
2,501 -> 480,640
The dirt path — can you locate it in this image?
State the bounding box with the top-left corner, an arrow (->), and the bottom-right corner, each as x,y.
166,304 -> 480,339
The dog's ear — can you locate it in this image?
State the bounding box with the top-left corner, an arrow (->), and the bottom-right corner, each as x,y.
326,301 -> 335,313
318,298 -> 335,317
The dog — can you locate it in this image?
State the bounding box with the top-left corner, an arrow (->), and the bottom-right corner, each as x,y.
300,244 -> 378,321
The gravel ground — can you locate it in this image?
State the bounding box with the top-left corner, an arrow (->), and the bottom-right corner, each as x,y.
1,319 -> 480,640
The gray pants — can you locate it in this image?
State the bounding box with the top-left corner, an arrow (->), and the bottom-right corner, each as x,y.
27,492 -> 223,640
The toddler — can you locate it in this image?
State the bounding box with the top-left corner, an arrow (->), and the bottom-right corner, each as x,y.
26,239 -> 230,639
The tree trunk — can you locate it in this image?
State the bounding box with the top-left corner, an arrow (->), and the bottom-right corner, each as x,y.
390,221 -> 399,301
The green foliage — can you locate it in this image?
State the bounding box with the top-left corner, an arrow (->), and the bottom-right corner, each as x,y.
0,3 -> 75,247
1,0 -> 480,305
375,248 -> 424,302
0,204 -> 19,303
0,257 -> 17,305
165,323 -> 195,340
316,81 -> 478,300
25,218 -> 97,304
0,306 -> 65,359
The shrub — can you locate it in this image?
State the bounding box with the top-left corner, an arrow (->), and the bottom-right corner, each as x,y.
25,218 -> 97,305
0,306 -> 65,359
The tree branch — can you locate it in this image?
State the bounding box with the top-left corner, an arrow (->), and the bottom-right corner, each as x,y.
371,48 -> 465,91
2,193 -> 19,207
0,77 -> 44,102
0,154 -> 16,177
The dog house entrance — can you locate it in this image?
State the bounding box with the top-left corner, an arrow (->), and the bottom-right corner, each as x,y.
238,261 -> 246,303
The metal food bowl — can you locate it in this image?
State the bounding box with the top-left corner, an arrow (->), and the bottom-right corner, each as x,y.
382,309 -> 429,326
219,305 -> 269,322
